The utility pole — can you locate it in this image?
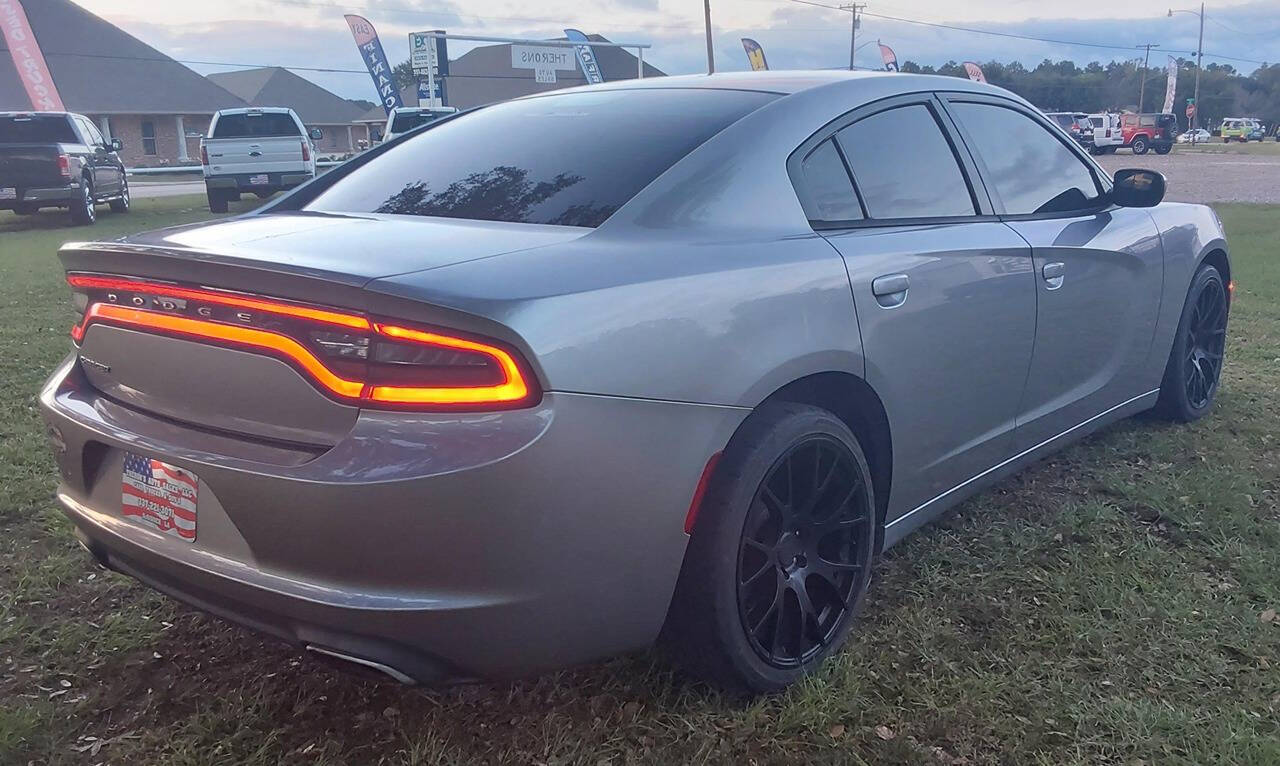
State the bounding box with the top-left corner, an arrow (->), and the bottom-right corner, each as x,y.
1193,2 -> 1204,142
1136,42 -> 1160,113
703,0 -> 715,74
841,4 -> 865,70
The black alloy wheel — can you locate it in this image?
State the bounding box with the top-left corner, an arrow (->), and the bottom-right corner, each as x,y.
736,436 -> 872,668
662,402 -> 877,694
1155,263 -> 1228,421
1183,272 -> 1227,410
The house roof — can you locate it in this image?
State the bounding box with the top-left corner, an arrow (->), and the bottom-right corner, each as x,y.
443,35 -> 665,110
207,67 -> 368,124
0,0 -> 247,113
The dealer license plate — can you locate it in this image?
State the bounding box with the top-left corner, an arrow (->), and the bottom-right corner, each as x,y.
0,187 -> 16,200
248,174 -> 269,185
121,453 -> 198,542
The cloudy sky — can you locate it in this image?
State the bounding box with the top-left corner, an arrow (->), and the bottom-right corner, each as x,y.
73,0 -> 1279,102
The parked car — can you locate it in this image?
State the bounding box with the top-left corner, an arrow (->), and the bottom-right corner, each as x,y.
0,111 -> 129,224
1088,112 -> 1123,154
382,106 -> 460,143
200,107 -> 319,213
1218,117 -> 1263,143
1044,111 -> 1093,149
1178,128 -> 1212,144
1119,112 -> 1176,154
41,73 -> 1231,694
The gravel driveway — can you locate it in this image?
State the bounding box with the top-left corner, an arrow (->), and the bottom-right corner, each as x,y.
1094,150 -> 1280,204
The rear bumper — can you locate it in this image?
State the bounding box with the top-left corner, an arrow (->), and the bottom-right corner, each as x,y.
40,355 -> 745,681
205,172 -> 312,193
0,184 -> 77,208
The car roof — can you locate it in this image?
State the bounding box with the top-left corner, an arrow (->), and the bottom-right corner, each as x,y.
214,107 -> 296,115
542,70 -> 1009,98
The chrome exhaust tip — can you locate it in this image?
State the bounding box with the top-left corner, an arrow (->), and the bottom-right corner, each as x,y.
304,645 -> 416,685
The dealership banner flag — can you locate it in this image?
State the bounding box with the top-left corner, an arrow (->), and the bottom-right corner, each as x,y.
345,14 -> 402,115
0,0 -> 64,111
1162,56 -> 1178,115
565,29 -> 605,83
962,62 -> 987,83
878,41 -> 898,72
741,38 -> 769,71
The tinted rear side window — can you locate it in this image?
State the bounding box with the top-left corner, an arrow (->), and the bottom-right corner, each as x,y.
0,115 -> 77,143
390,112 -> 446,133
836,104 -> 976,219
799,139 -> 863,222
211,113 -> 302,138
306,89 -> 776,227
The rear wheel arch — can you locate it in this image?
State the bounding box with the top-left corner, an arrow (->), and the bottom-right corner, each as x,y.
762,372 -> 893,552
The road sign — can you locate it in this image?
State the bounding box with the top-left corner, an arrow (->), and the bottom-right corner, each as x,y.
511,45 -> 577,84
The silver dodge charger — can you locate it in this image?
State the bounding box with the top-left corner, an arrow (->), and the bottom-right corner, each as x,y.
40,72 -> 1230,694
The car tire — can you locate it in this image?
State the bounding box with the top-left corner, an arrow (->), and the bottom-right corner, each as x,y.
1153,264 -> 1228,422
1131,136 -> 1149,155
109,178 -> 130,213
69,179 -> 96,225
1154,143 -> 1172,155
661,402 -> 877,695
207,188 -> 229,213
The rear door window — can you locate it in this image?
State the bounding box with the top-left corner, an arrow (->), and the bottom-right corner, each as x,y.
835,104 -> 976,220
211,113 -> 302,138
306,88 -> 776,227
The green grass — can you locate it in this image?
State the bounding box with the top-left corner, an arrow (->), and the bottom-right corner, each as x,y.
1,198 -> 1277,764
1176,140 -> 1280,155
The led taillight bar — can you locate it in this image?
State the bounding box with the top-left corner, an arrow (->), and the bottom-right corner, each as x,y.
66,275 -> 370,330
68,275 -> 538,410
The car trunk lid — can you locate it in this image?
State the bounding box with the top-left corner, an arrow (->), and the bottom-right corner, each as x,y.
61,212 -> 584,446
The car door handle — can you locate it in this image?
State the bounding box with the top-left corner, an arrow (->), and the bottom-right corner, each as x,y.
871,273 -> 909,308
1042,262 -> 1066,290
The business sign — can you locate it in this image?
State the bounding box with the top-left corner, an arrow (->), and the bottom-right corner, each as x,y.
345,15 -> 402,115
511,45 -> 576,84
0,0 -> 65,111
878,41 -> 898,72
962,62 -> 987,83
564,29 -> 604,84
741,38 -> 768,71
411,31 -> 449,77
1162,56 -> 1178,115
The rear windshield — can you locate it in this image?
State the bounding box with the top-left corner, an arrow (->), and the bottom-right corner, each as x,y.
389,111 -> 449,133
210,113 -> 301,138
306,88 -> 776,227
0,115 -> 77,143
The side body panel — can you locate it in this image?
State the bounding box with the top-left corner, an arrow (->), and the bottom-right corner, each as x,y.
826,223 -> 1035,518
1008,209 -> 1165,451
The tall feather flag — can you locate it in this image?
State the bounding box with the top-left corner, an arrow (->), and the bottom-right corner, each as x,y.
878,42 -> 898,72
962,62 -> 987,83
1161,56 -> 1178,114
741,38 -> 769,71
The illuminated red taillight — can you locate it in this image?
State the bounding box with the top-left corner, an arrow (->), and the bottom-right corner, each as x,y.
57,153 -> 71,179
200,145 -> 209,166
66,274 -> 540,411
300,140 -> 310,162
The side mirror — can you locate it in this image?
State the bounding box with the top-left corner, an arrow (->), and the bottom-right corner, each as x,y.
1111,168 -> 1165,208
110,138 -> 123,152
309,128 -> 323,140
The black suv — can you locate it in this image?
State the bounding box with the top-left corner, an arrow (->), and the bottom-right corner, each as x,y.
0,111 -> 130,225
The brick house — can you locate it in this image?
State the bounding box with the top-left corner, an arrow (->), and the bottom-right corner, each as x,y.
0,0 -> 248,166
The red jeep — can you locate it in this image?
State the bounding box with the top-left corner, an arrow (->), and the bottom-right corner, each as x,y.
1120,113 -> 1176,155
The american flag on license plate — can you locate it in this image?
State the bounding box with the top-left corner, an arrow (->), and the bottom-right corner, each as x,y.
122,453 -> 197,542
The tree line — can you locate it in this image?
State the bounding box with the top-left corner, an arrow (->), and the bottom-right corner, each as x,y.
900,58 -> 1280,130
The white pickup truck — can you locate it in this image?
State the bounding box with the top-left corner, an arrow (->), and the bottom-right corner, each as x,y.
200,107 -> 319,212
